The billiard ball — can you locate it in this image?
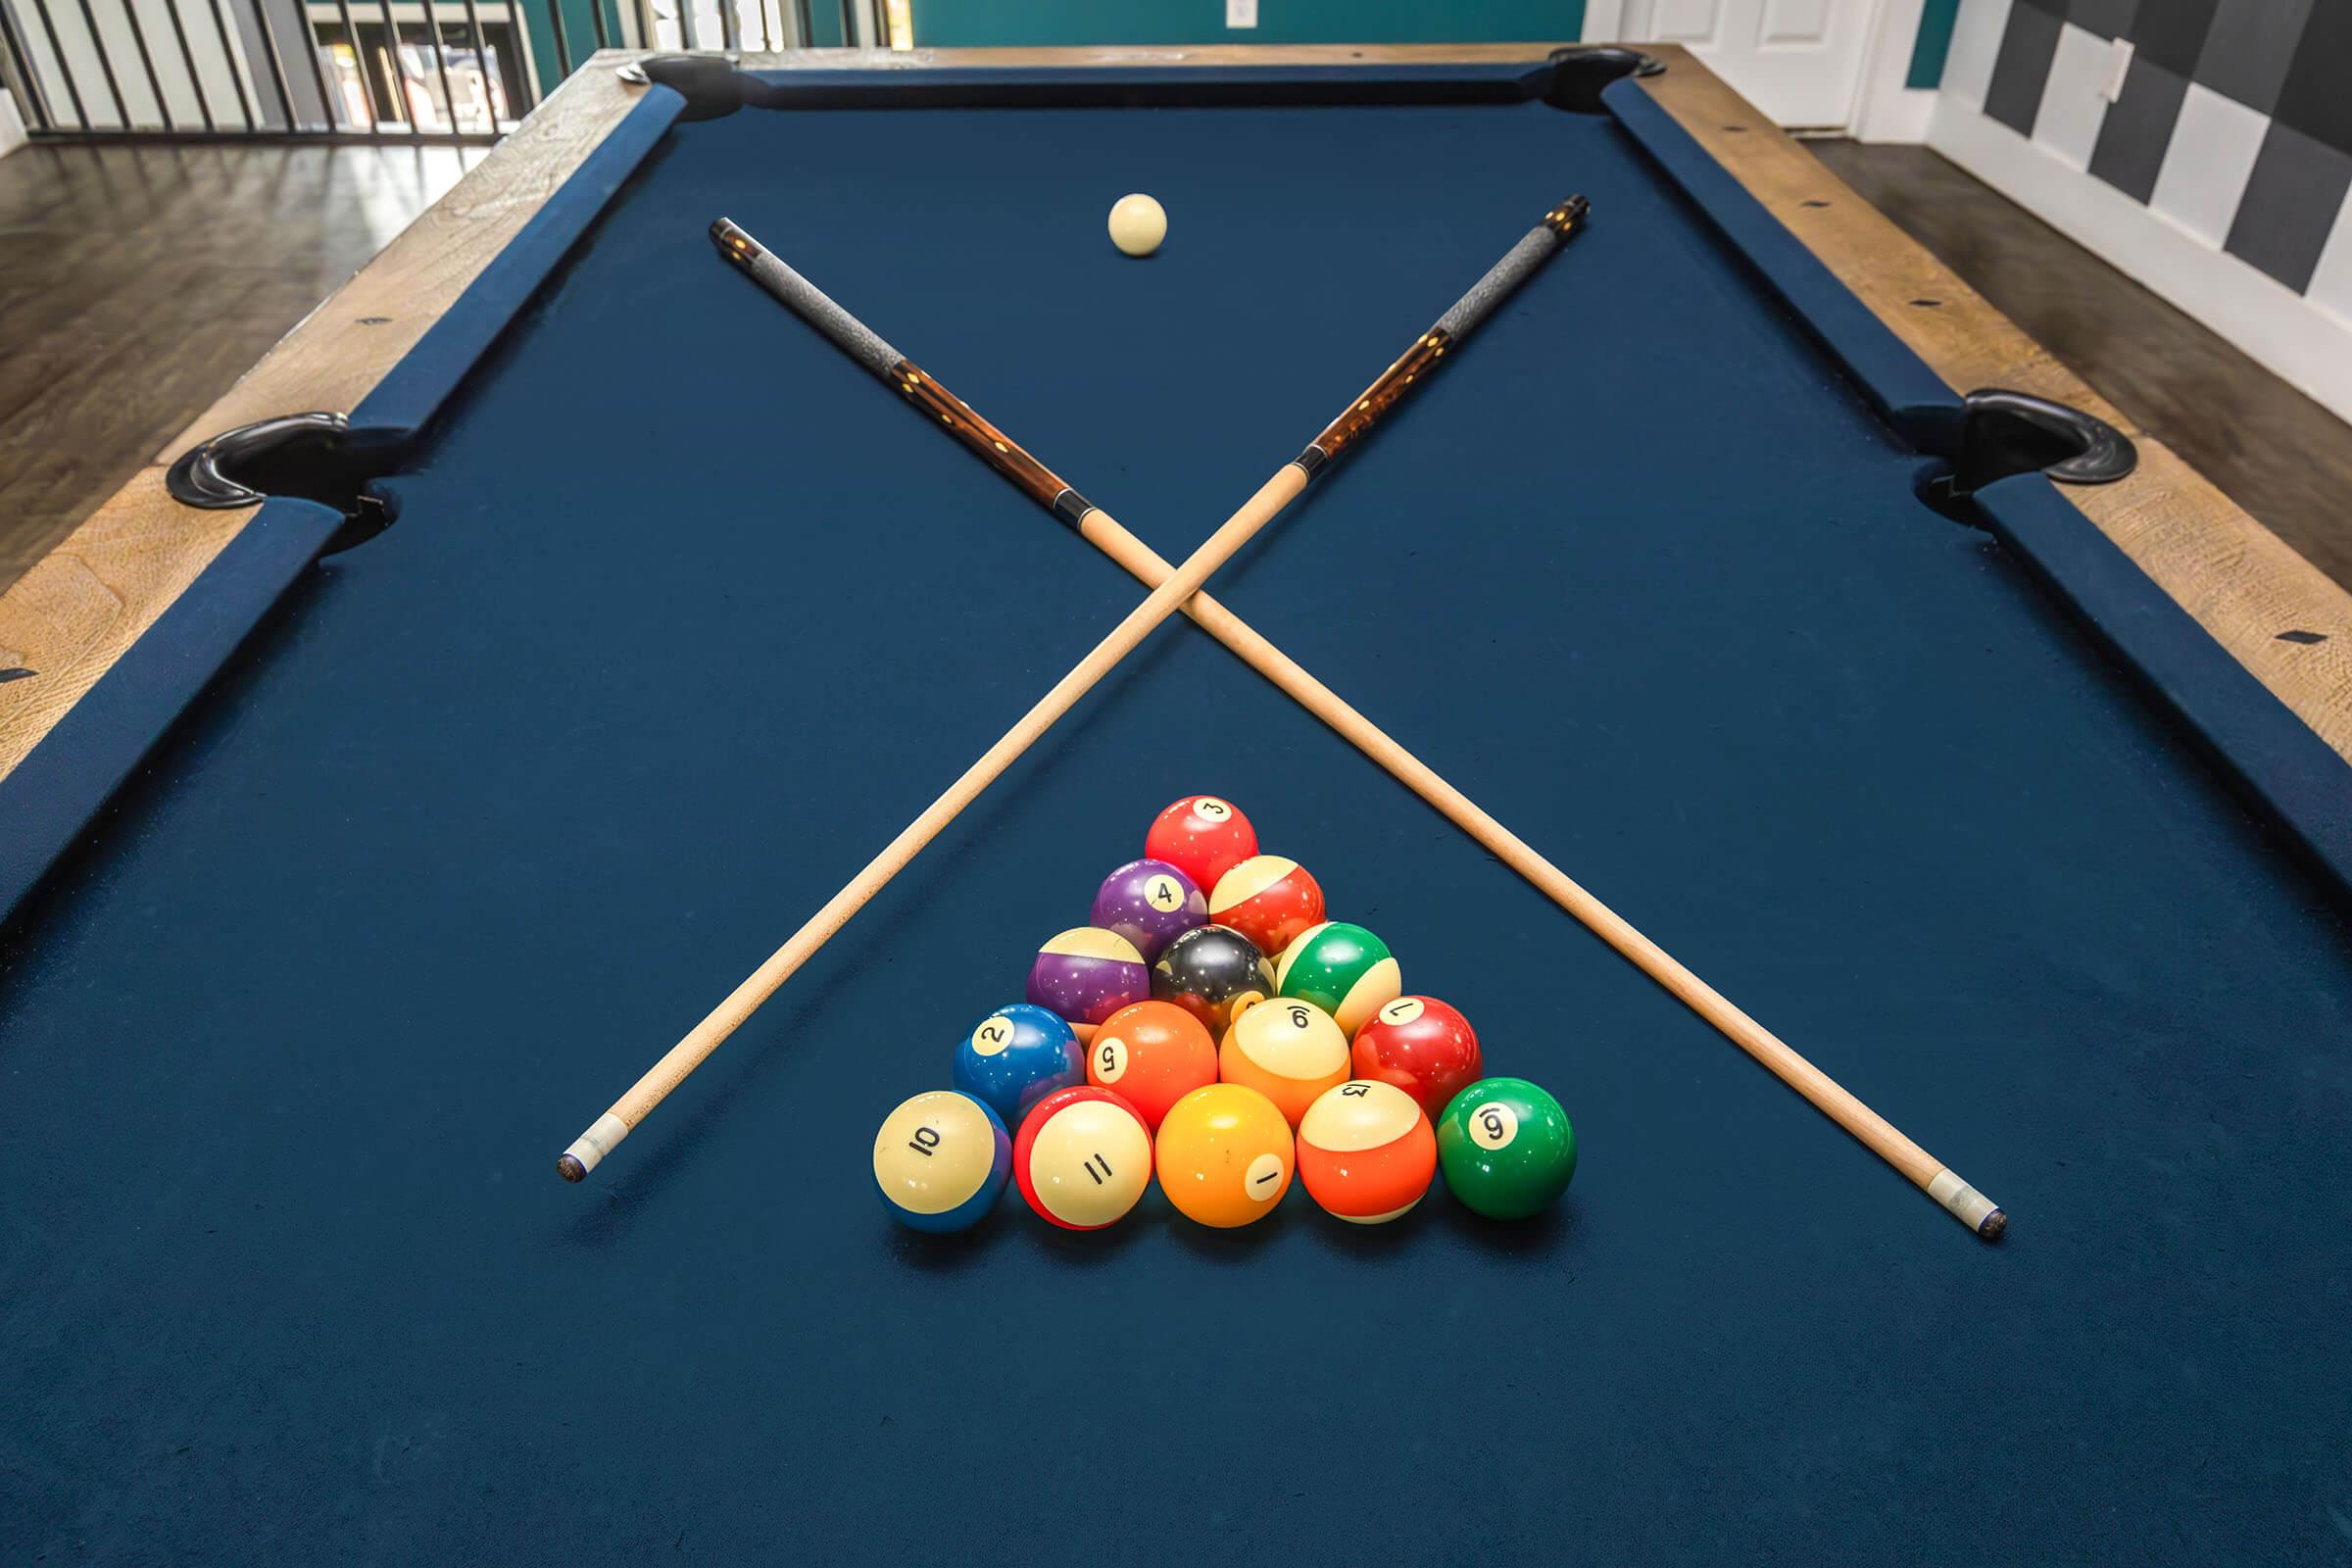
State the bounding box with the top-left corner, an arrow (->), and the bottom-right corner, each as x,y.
872,1090 -> 1011,1232
1145,796 -> 1257,895
1219,997 -> 1350,1127
1090,858 -> 1205,961
1013,1085 -> 1153,1229
1106,192 -> 1167,257
1350,995 -> 1483,1120
1297,1079 -> 1437,1224
1208,856 -> 1326,956
1436,1077 -> 1577,1220
1150,923 -> 1273,1034
952,1002 -> 1083,1127
1027,927 -> 1151,1030
1153,1082 -> 1295,1227
1275,920 -> 1401,1037
1086,999 -> 1217,1130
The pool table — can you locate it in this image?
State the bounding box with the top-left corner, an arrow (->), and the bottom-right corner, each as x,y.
6,42 -> 2352,1565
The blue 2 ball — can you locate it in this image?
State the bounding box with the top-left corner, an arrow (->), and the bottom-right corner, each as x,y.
952,1003 -> 1083,1128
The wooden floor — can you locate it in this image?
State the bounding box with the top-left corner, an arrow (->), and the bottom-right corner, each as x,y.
1812,140 -> 2352,589
0,133 -> 2346,594
0,140 -> 482,589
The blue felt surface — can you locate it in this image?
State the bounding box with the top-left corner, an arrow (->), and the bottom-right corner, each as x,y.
4,77 -> 2351,1566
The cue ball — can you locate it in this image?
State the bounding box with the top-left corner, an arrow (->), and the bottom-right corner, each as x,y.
1107,192 -> 1167,257
1153,1082 -> 1295,1227
1145,796 -> 1258,896
952,1002 -> 1084,1128
1436,1077 -> 1578,1221
1087,999 -> 1218,1131
1350,995 -> 1483,1120
1298,1079 -> 1437,1224
1275,920 -> 1402,1038
1208,856 -> 1326,957
1219,998 -> 1350,1127
872,1090 -> 1011,1232
1013,1085 -> 1153,1229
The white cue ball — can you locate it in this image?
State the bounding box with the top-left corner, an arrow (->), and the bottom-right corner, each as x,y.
1107,193 -> 1167,258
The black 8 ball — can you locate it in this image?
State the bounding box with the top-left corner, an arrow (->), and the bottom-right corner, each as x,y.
1150,923 -> 1273,1036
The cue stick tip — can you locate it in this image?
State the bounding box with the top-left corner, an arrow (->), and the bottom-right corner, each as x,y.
1977,1207 -> 2008,1243
557,1153 -> 589,1183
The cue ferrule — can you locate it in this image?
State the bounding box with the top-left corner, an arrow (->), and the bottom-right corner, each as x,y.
711,217 -> 903,379
1928,1168 -> 2005,1239
1304,195 -> 1587,472
559,1111 -> 630,1181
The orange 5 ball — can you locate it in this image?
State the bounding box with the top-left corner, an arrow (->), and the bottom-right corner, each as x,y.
1086,1000 -> 1217,1131
1298,1079 -> 1438,1224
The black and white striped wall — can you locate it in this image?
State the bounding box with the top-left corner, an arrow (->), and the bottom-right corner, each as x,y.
1928,0 -> 2352,422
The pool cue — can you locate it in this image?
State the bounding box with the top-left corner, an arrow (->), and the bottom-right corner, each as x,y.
710,220 -> 2007,1243
556,199 -> 1588,1184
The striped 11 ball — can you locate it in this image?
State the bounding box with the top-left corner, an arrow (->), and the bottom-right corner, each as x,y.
1153,1082 -> 1295,1228
1209,856 -> 1326,956
1086,1000 -> 1217,1131
1298,1080 -> 1437,1224
1013,1085 -> 1153,1230
1151,923 -> 1273,1035
1145,795 -> 1258,897
872,1090 -> 1011,1232
1027,927 -> 1151,1031
1090,858 -> 1205,961
1276,921 -> 1401,1037
1219,998 -> 1350,1127
952,1003 -> 1083,1128
1436,1077 -> 1577,1220
1350,995 -> 1482,1120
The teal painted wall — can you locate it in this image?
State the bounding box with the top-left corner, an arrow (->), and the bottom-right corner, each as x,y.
1906,0 -> 1957,89
905,0 -> 1585,48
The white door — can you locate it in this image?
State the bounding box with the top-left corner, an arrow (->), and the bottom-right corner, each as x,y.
1589,0 -> 1881,128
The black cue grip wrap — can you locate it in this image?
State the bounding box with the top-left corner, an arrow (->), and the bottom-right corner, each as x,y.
1298,195 -> 1589,474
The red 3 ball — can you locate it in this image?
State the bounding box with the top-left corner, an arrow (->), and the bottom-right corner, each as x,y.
1145,796 -> 1258,897
1349,995 -> 1483,1121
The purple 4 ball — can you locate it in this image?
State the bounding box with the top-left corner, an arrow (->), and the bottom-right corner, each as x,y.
1090,858 -> 1206,961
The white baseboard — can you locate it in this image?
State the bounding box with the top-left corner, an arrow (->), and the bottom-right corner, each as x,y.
1928,98 -> 2352,424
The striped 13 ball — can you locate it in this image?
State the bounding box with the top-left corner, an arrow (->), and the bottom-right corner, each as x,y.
1298,1079 -> 1438,1224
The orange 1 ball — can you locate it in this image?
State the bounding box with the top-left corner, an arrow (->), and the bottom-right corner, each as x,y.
1350,995 -> 1483,1121
1086,1000 -> 1217,1131
1208,855 -> 1325,956
1154,1083 -> 1295,1227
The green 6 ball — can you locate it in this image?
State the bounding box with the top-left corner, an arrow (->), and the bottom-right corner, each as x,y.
1436,1077 -> 1576,1219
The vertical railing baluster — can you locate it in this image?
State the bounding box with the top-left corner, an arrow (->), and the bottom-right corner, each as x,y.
629,0 -> 652,52
244,0 -> 303,131
158,0 -> 215,129
118,0 -> 175,127
716,0 -> 735,50
546,0 -> 571,78
199,0 -> 254,126
0,0 -> 59,127
73,0 -> 131,123
329,0 -> 373,125
456,0 -> 489,126
25,0 -> 88,127
585,0 -> 605,51
287,0 -> 335,127
373,0 -> 410,125
789,0 -> 808,50
424,2 -> 459,129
